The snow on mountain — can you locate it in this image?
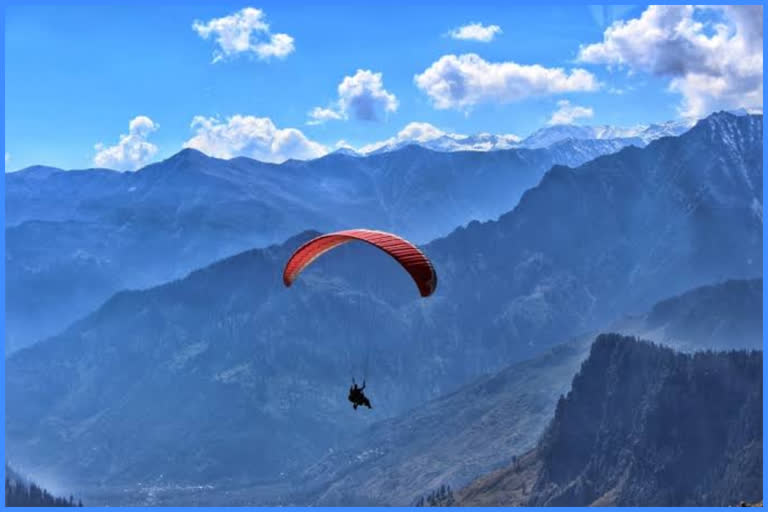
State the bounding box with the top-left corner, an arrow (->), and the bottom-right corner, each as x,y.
358,117 -> 698,156
633,118 -> 698,144
520,124 -> 609,149
452,133 -> 521,151
520,118 -> 696,148
330,147 -> 362,157
359,123 -> 521,155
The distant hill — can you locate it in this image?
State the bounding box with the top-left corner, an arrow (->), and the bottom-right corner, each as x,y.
456,335 -> 762,507
612,278 -> 762,352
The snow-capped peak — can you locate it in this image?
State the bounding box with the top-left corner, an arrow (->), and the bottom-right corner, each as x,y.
519,118 -> 696,149
351,115 -> 711,156
331,147 -> 362,157
358,122 -> 522,155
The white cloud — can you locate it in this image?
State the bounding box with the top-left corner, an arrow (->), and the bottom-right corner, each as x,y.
578,5 -> 763,117
183,115 -> 327,163
307,106 -> 343,125
5,152 -> 9,164
449,22 -> 502,42
339,70 -> 399,121
93,116 -> 159,171
548,100 -> 594,125
192,7 -> 294,62
308,69 -> 399,123
414,54 -> 600,110
396,122 -> 452,142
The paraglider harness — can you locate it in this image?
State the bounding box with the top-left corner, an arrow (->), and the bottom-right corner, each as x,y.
348,378 -> 372,410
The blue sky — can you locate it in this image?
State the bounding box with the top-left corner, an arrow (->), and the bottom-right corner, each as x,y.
5,3 -> 763,171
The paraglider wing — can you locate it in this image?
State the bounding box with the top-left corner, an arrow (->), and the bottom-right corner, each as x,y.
282,229 -> 437,297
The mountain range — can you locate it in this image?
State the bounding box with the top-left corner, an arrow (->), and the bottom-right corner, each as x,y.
422,112 -> 761,366
518,118 -> 693,149
358,118 -> 696,155
6,136 -> 648,352
361,110 -> 764,156
5,112 -> 762,505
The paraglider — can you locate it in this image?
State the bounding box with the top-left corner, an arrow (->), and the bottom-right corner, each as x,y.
282,229 -> 438,411
282,228 -> 437,297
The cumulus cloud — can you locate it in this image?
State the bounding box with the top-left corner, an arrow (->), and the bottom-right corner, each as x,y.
192,7 -> 294,62
339,70 -> 399,120
307,106 -> 343,125
414,54 -> 600,110
308,69 -> 399,123
183,115 -> 327,163
93,116 -> 159,171
449,22 -> 502,42
548,100 -> 594,125
578,5 -> 763,117
395,122 -> 452,142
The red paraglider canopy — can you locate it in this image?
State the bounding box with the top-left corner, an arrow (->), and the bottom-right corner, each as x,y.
283,229 -> 437,297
